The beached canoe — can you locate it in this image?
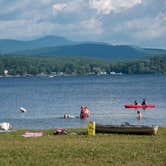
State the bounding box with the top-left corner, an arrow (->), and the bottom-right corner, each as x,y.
124,104 -> 155,109
96,124 -> 158,135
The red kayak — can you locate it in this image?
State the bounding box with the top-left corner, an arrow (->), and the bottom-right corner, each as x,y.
125,104 -> 155,109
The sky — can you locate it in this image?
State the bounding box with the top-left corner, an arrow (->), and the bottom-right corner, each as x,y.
0,0 -> 166,49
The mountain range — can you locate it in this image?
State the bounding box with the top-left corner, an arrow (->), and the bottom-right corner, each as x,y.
0,35 -> 166,60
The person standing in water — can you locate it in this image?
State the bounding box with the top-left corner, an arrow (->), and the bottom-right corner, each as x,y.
137,111 -> 142,120
80,105 -> 90,119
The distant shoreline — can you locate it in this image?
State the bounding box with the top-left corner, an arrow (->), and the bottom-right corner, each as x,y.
1,73 -> 166,78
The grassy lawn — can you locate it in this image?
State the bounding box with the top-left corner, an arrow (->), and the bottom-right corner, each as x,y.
0,127 -> 165,166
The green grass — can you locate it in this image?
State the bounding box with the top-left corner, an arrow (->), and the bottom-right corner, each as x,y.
0,128 -> 165,166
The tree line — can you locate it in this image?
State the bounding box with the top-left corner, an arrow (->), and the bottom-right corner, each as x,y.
0,55 -> 165,76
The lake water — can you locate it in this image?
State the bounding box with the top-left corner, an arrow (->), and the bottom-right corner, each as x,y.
0,75 -> 165,129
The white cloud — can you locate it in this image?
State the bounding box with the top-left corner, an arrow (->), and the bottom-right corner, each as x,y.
52,1 -> 86,14
52,3 -> 67,12
89,0 -> 142,15
89,0 -> 114,15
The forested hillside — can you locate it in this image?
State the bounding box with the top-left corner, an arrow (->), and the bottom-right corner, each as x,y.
0,55 -> 165,76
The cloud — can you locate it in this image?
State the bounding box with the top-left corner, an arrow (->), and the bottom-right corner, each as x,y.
0,0 -> 54,22
0,18 -> 102,41
52,1 -> 86,14
80,18 -> 103,35
113,11 -> 166,41
52,3 -> 67,12
89,0 -> 113,15
0,0 -> 165,48
135,12 -> 166,40
0,0 -> 30,16
0,19 -> 56,39
40,0 -> 53,5
89,0 -> 142,15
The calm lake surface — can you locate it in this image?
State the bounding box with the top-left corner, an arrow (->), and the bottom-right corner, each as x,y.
0,75 -> 165,129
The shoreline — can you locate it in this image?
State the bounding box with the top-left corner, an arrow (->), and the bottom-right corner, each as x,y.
2,125 -> 166,132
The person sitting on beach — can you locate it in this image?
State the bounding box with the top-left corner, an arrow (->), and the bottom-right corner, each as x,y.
137,111 -> 142,120
142,99 -> 147,106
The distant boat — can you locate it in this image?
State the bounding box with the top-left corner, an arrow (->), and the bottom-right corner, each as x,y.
19,107 -> 28,113
110,71 -> 123,75
49,75 -> 56,78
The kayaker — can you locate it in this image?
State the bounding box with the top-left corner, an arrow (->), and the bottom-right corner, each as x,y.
142,99 -> 147,106
134,100 -> 138,105
137,111 -> 142,120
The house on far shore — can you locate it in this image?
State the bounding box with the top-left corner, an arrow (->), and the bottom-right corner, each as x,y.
110,71 -> 123,75
4,70 -> 9,76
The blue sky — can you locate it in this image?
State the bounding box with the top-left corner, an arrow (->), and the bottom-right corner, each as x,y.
0,0 -> 166,48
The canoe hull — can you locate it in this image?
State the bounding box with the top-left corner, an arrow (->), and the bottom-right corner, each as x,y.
124,104 -> 155,109
96,124 -> 158,135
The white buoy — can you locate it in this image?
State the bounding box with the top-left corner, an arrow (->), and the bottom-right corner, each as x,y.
19,107 -> 27,113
